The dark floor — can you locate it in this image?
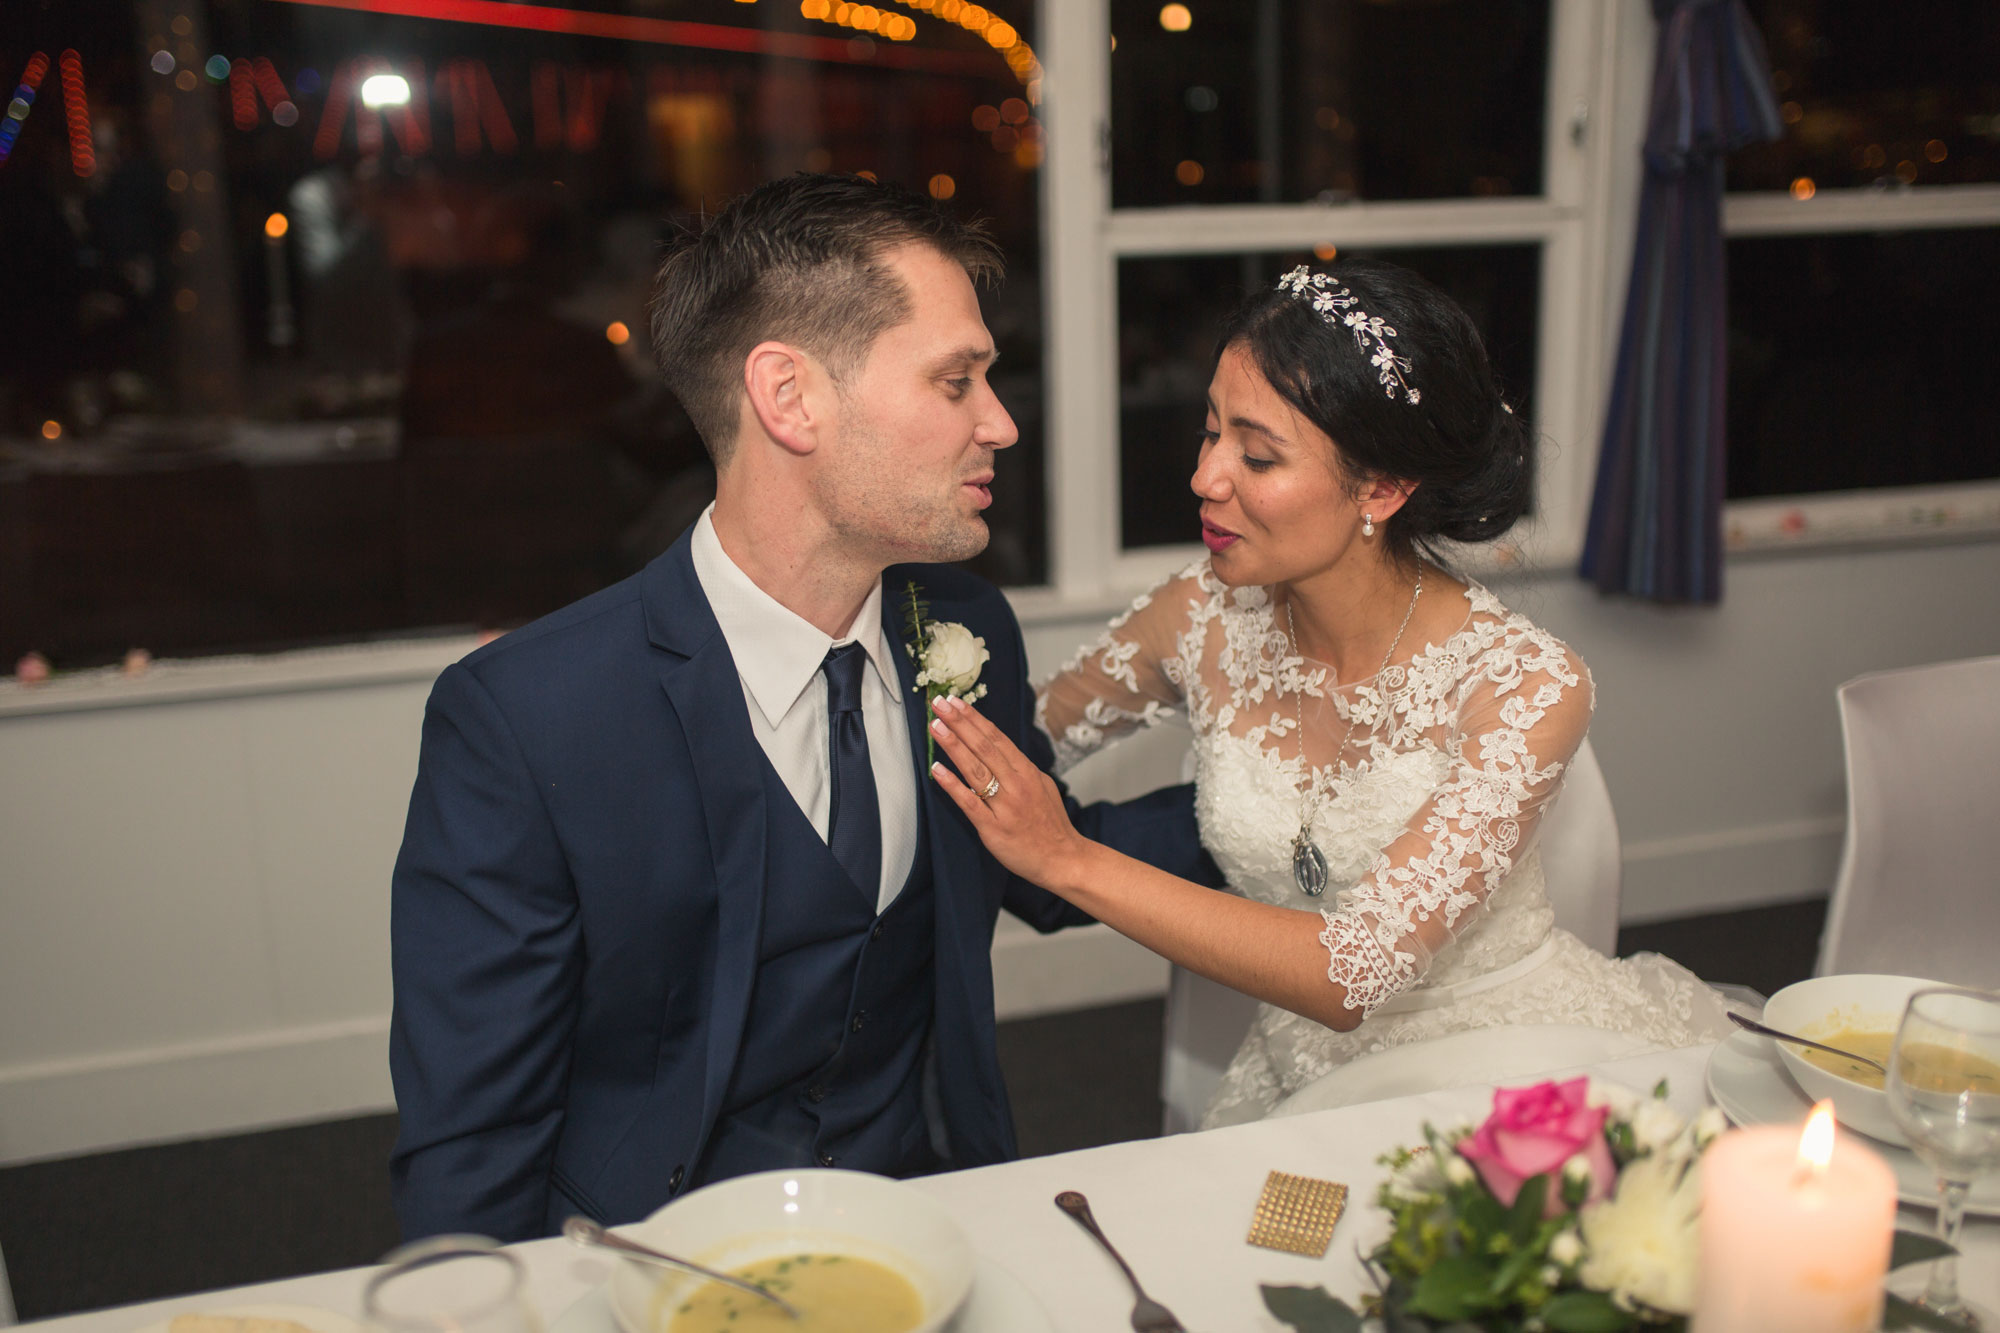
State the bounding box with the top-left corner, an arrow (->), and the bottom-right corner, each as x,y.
0,897 -> 1826,1322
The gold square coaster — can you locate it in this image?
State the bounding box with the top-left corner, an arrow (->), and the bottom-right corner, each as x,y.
1246,1170 -> 1349,1257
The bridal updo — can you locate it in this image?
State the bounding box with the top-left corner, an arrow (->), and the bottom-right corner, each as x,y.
1214,257 -> 1533,567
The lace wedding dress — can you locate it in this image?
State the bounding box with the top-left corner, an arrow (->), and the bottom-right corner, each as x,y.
1038,559 -> 1732,1127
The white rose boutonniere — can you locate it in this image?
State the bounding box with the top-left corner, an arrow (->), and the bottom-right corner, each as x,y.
902,581 -> 989,761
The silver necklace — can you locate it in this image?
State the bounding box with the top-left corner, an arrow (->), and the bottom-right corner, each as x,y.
1286,568 -> 1423,897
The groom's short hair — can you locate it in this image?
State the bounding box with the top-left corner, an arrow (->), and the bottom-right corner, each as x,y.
649,173 -> 1004,464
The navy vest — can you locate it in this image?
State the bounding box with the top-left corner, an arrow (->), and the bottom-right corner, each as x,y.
693,751 -> 941,1187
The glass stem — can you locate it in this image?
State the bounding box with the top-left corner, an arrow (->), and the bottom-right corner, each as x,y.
1924,1177 -> 1971,1315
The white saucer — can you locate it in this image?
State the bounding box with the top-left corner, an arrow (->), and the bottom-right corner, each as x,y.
549,1256 -> 1051,1333
135,1305 -> 363,1333
1706,1029 -> 2000,1216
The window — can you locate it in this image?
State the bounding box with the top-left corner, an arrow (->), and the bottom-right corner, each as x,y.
1719,0 -> 2000,539
1108,0 -> 1550,207
0,0 -> 1047,669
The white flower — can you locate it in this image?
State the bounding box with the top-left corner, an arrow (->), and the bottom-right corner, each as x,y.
1693,1106 -> 1728,1147
1578,1151 -> 1700,1315
1587,1081 -> 1642,1120
1561,1155 -> 1594,1185
1631,1101 -> 1687,1156
1549,1229 -> 1583,1266
918,621 -> 989,697
1443,1155 -> 1476,1187
1385,1149 -> 1448,1203
1539,1265 -> 1563,1288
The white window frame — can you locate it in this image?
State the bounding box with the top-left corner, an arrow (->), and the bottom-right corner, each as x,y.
1025,0 -> 2000,619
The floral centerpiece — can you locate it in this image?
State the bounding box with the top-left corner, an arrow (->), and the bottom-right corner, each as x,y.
1261,1076 -> 1957,1333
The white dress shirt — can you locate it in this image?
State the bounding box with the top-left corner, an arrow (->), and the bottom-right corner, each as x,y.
689,506 -> 918,913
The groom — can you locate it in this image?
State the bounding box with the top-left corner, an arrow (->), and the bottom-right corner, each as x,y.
387,173 -> 1215,1241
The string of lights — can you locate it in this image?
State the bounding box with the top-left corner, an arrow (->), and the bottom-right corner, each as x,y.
0,51 -> 51,168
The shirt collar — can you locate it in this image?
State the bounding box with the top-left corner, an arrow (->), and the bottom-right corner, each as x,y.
689,505 -> 900,729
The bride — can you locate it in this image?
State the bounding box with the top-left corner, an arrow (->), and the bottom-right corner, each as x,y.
927,258 -> 1732,1126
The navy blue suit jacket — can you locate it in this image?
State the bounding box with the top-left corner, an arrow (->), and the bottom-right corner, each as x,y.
387,531 -> 1216,1241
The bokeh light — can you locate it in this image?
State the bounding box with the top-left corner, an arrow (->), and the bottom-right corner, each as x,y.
1159,4 -> 1192,33
927,173 -> 956,200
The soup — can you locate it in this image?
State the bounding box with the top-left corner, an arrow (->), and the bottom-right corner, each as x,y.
1799,1028 -> 1895,1089
1800,1030 -> 2000,1093
664,1253 -> 923,1333
1897,1040 -> 2000,1096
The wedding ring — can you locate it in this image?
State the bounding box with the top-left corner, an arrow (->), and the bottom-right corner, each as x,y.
977,775 -> 1002,800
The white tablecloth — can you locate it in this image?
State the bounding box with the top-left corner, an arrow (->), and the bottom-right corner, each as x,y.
20,1044 -> 1998,1333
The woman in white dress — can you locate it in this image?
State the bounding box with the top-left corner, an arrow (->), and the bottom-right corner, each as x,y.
927,258 -> 1732,1126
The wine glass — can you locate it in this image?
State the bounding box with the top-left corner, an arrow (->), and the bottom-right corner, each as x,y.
363,1235 -> 542,1333
1885,986 -> 2000,1328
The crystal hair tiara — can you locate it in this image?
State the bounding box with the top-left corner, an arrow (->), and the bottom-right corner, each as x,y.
1275,265 -> 1420,406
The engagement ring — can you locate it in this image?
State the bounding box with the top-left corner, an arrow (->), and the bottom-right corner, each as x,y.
978,775 -> 1001,800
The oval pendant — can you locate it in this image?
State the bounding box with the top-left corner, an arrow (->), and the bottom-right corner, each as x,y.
1292,836 -> 1329,897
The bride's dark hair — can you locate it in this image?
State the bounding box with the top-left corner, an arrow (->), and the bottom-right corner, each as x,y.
1213,257 -> 1533,568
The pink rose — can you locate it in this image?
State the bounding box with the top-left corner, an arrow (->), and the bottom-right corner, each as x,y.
1456,1077 -> 1616,1216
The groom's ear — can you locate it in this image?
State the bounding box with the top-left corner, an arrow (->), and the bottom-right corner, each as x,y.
743,340 -> 829,458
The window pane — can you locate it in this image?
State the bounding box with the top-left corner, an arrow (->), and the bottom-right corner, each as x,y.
1730,0 -> 2000,192
1110,0 -> 1549,208
1117,245 -> 1541,549
0,0 -> 1045,670
1726,228 -> 2000,499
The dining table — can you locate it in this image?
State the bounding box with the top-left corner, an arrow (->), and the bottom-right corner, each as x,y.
18,1042 -> 1998,1333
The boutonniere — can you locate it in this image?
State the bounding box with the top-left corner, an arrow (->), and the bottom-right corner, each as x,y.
902,581 -> 990,762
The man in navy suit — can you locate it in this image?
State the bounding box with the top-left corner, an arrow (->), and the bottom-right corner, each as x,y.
387,174 -> 1215,1241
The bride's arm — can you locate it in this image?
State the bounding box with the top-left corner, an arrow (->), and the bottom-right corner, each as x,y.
1033,563 -> 1207,774
928,628 -> 1593,1034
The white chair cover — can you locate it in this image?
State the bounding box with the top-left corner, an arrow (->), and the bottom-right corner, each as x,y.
1159,737 -> 1624,1133
1817,655 -> 2000,988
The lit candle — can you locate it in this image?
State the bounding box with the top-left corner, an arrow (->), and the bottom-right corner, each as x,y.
1691,1102 -> 1896,1332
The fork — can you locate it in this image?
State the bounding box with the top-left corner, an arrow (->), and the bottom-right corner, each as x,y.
1054,1190 -> 1188,1332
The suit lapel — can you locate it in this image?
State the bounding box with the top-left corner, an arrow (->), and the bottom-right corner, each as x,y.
646,538 -> 770,1152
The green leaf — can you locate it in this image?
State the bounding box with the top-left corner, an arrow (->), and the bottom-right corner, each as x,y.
1259,1284 -> 1366,1333
1883,1293 -> 1973,1331
1889,1230 -> 1958,1271
1508,1174 -> 1550,1237
1541,1289 -> 1637,1332
1460,1190 -> 1508,1237
1403,1254 -> 1491,1321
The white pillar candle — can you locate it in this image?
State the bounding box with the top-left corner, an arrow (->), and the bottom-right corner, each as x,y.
1691,1106 -> 1897,1333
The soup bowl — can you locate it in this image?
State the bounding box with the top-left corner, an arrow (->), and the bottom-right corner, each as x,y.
604,1168 -> 974,1333
1763,973 -> 1939,1147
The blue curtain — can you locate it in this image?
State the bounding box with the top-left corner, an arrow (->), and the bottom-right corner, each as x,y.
1579,0 -> 1782,603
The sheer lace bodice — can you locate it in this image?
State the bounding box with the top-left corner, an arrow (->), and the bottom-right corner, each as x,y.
1039,558 -> 1591,1019
1039,558 -> 1731,1125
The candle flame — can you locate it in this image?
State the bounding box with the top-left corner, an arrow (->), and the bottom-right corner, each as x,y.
1797,1099 -> 1836,1176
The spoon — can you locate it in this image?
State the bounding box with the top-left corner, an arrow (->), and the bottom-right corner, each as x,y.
561,1216 -> 800,1320
1727,1011 -> 1889,1074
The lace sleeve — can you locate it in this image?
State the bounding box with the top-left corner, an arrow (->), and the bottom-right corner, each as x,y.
1034,561 -> 1210,774
1317,625 -> 1595,1020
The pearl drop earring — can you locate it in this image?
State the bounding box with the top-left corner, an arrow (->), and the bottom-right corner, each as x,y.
1362,513 -> 1375,538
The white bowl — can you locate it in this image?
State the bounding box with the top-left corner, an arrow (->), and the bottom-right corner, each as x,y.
1763,973 -> 1936,1147
605,1168 -> 974,1333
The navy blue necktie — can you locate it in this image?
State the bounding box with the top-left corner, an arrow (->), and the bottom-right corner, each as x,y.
821,642 -> 882,898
